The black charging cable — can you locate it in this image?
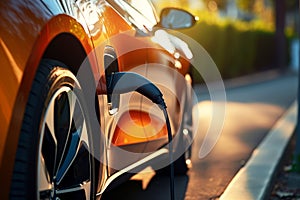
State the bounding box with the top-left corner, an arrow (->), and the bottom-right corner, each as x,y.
106,72 -> 175,200
162,108 -> 175,200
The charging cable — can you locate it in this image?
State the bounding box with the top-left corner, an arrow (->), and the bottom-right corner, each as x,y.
106,72 -> 175,200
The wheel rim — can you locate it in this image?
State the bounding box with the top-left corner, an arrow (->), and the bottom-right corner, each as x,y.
38,86 -> 92,200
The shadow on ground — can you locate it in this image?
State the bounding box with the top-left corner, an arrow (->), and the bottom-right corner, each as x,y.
102,173 -> 189,200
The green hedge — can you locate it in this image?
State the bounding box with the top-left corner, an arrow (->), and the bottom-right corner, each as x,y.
180,21 -> 286,83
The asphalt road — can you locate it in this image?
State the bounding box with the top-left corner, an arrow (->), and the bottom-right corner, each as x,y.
102,71 -> 298,200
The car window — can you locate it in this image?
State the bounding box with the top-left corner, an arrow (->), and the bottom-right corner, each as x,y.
123,0 -> 157,25
108,0 -> 158,32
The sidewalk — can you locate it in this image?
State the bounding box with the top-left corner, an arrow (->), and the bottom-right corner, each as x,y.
220,102 -> 298,200
193,69 -> 295,101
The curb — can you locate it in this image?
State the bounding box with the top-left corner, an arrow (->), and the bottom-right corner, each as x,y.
220,101 -> 298,200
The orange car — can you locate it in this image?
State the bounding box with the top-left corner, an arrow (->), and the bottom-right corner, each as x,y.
0,0 -> 196,199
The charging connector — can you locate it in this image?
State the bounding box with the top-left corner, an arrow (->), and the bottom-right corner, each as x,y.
106,72 -> 167,109
106,72 -> 175,200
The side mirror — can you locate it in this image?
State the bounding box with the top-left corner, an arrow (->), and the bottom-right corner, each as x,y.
159,8 -> 197,29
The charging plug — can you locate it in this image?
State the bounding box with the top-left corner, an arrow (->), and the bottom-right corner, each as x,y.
106,72 -> 167,109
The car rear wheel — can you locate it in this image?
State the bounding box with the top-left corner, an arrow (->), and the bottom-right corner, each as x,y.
10,59 -> 95,200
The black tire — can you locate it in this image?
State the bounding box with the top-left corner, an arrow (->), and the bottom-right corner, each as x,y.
10,59 -> 95,200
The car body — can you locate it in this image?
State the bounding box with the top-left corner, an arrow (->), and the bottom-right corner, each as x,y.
0,0 -> 195,199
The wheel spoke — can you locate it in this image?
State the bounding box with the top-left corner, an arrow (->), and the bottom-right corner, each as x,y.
70,96 -> 84,138
54,90 -> 72,176
67,89 -> 77,129
43,99 -> 58,179
80,121 -> 89,148
56,181 -> 91,195
56,128 -> 81,184
38,154 -> 52,191
82,180 -> 91,199
45,98 -> 57,146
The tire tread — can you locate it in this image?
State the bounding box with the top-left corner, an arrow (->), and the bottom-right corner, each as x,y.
10,60 -> 64,199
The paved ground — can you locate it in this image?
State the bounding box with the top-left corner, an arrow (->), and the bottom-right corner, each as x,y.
185,71 -> 297,200
220,101 -> 297,200
102,71 -> 298,200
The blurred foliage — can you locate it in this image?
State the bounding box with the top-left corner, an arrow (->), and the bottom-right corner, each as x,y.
203,0 -> 228,10
178,13 -> 290,83
236,0 -> 255,12
152,0 -> 296,82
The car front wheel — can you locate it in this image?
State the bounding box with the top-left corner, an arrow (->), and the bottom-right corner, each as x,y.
10,59 -> 95,200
